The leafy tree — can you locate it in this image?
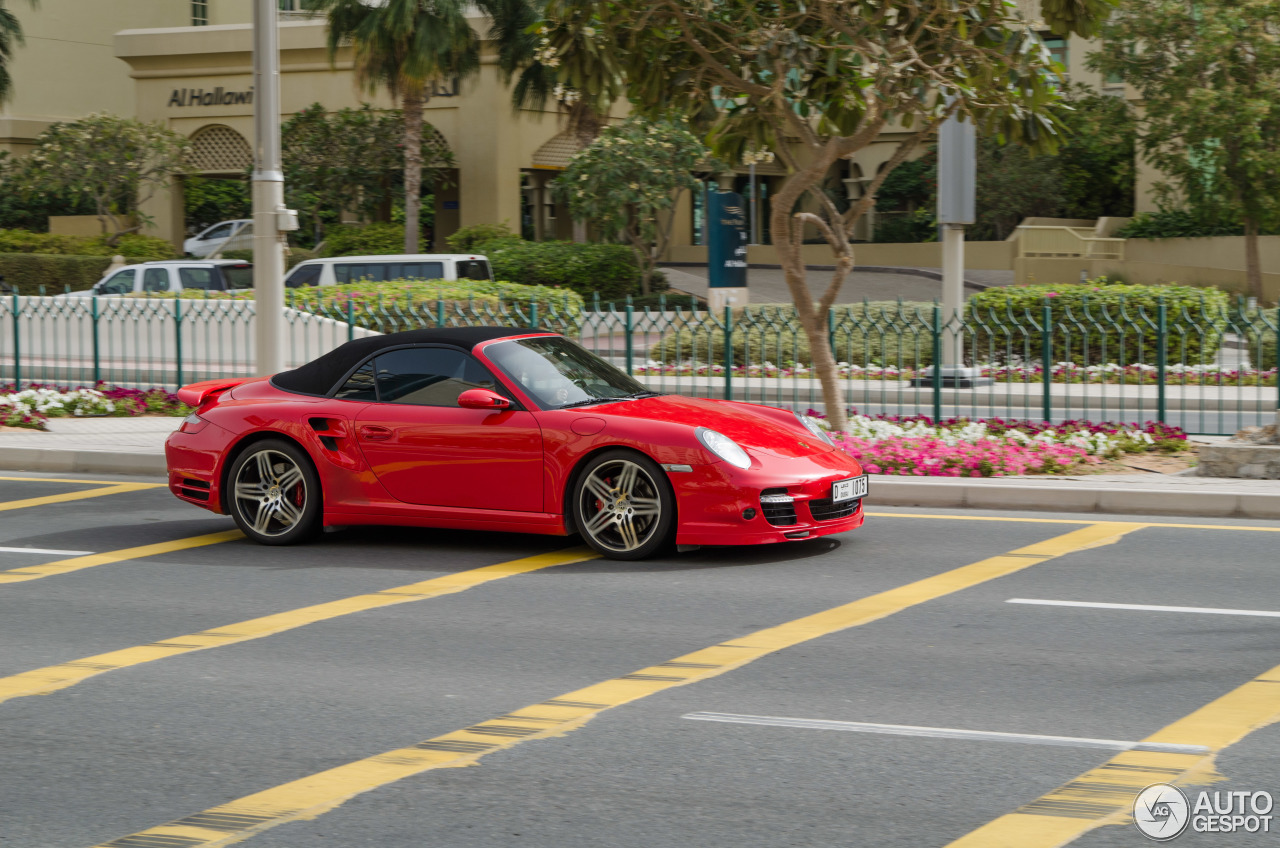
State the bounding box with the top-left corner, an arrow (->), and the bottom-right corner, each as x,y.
549,0 -> 1111,431
555,118 -> 714,294
1054,85 -> 1135,220
8,113 -> 190,245
281,103 -> 453,246
309,0 -> 481,253
1089,0 -> 1280,301
183,175 -> 250,235
0,0 -> 35,105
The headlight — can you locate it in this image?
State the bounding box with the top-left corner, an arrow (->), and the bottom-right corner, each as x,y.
795,412 -> 834,446
695,427 -> 752,470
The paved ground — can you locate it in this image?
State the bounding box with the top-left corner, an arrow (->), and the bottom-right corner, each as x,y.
3,471 -> 1280,848
661,265 -> 1014,304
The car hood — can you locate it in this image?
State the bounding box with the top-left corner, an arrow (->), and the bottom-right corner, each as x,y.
587,395 -> 832,459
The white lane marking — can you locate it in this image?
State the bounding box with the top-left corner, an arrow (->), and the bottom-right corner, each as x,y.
681,712 -> 1209,755
1008,598 -> 1280,619
0,546 -> 94,556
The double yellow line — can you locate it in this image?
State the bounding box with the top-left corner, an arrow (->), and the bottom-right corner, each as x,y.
92,523 -> 1143,848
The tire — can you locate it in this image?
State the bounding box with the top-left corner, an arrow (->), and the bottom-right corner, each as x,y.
226,438 -> 322,546
571,450 -> 675,561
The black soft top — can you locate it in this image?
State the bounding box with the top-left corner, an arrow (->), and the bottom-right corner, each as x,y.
271,326 -> 539,396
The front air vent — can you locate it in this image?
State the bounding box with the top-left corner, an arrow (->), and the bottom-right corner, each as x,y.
809,495 -> 858,522
760,488 -> 797,526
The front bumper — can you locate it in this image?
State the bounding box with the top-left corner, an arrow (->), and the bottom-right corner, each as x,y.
670,449 -> 866,547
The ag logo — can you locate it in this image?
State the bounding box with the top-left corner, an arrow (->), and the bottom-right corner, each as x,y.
1134,783 -> 1190,841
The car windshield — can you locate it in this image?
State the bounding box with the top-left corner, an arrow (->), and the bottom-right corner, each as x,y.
485,336 -> 650,410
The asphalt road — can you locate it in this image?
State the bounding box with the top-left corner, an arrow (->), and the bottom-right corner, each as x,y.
2,471 -> 1280,848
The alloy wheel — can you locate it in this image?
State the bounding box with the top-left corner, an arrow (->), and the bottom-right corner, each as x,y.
233,449 -> 309,538
577,459 -> 664,554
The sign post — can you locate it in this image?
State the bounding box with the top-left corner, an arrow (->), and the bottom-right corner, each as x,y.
706,190 -> 748,312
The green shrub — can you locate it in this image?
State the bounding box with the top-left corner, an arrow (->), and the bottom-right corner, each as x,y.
1115,210 -> 1246,239
445,222 -> 516,252
477,239 -> 651,300
0,228 -> 176,260
649,302 -> 937,368
320,223 -> 409,257
966,281 -> 1231,364
0,253 -> 114,295
221,247 -> 316,270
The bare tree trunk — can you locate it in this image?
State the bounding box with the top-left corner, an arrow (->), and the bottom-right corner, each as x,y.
402,88 -> 424,254
1244,215 -> 1263,302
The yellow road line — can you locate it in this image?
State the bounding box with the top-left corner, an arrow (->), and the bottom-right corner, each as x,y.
867,511 -> 1280,532
0,482 -> 160,514
94,523 -> 1141,848
0,530 -> 243,585
946,660 -> 1280,847
0,475 -> 165,486
0,548 -> 596,705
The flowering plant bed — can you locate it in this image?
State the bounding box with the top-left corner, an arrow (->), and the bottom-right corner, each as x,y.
637,360 -> 1279,387
811,411 -> 1189,477
0,384 -> 189,431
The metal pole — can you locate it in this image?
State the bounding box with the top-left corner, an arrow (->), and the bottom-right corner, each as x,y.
941,223 -> 965,367
252,0 -> 286,376
749,162 -> 758,245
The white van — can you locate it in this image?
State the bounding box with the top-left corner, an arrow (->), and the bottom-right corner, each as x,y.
283,254 -> 493,288
67,259 -> 255,297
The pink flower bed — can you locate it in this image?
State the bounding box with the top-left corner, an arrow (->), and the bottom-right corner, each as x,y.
831,433 -> 1096,477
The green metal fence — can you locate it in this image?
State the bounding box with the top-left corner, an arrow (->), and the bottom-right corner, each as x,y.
1,291 -> 1276,435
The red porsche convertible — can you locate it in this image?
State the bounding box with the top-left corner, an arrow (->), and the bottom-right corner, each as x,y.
165,327 -> 867,560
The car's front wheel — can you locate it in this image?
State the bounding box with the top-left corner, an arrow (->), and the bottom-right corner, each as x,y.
572,450 -> 675,560
227,439 -> 322,545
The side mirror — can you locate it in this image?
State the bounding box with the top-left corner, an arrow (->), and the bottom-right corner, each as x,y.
458,388 -> 512,411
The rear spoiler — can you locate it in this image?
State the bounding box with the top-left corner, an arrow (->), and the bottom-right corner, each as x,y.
177,378 -> 250,408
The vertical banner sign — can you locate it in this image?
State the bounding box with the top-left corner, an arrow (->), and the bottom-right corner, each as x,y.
707,191 -> 748,289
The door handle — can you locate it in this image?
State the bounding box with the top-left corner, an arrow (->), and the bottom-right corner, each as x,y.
358,425 -> 393,441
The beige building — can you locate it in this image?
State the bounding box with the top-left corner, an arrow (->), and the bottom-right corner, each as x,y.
0,0 -> 1152,253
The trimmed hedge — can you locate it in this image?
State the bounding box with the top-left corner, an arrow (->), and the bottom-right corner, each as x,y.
319,223 -> 408,257
477,238 -> 656,300
0,254 -> 115,295
0,229 -> 176,261
650,302 -> 937,368
967,282 -> 1230,365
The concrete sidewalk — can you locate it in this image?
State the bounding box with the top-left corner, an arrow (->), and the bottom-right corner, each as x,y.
1,417 -> 1277,519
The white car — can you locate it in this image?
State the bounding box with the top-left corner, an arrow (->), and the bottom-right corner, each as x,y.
184,219 -> 252,258
71,260 -> 254,296
283,254 -> 493,288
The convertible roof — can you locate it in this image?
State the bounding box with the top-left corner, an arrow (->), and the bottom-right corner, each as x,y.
271,326 -> 539,396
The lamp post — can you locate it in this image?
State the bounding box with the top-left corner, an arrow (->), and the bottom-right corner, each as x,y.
252,0 -> 298,376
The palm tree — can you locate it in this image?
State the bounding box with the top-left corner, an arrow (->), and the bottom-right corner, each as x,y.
0,1 -> 34,106
310,0 -> 481,253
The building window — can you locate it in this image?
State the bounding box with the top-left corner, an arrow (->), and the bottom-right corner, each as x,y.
1042,36 -> 1068,72
192,0 -> 208,26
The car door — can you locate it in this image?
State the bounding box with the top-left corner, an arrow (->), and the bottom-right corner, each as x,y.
141,266 -> 171,295
350,346 -> 544,512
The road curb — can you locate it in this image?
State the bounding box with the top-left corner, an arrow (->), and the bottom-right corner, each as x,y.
0,448 -> 168,477
865,478 -> 1280,520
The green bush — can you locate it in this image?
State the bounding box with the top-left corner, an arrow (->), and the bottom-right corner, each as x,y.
221,247 -> 317,270
477,238 -> 652,300
649,302 -> 937,369
967,281 -> 1231,364
0,228 -> 176,260
320,223 -> 409,257
445,222 -> 516,252
1115,210 -> 1247,239
0,253 -> 114,295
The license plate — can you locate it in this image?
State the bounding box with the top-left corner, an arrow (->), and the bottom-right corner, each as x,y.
832,475 -> 869,503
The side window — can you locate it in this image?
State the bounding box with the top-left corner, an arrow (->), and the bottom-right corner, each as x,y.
333,361 -> 377,400
179,267 -> 219,290
372,348 -> 497,406
97,269 -> 136,295
285,264 -> 322,288
334,263 -> 365,284
457,260 -> 490,281
201,223 -> 235,241
142,267 -> 171,293
401,262 -> 444,280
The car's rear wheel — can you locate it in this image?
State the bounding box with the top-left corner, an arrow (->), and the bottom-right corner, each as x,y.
572,450 -> 674,561
227,439 -> 321,545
